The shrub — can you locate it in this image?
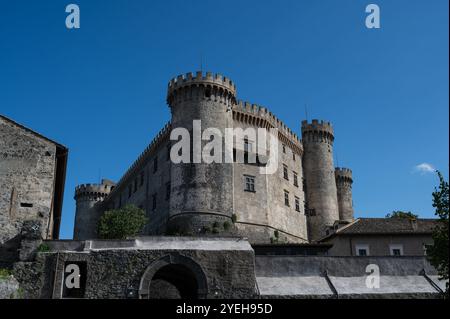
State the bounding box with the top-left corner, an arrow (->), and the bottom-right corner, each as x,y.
98,205 -> 147,239
37,243 -> 50,252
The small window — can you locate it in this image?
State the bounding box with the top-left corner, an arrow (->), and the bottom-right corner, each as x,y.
140,172 -> 145,187
152,194 -> 157,210
355,244 -> 370,256
20,203 -> 33,208
166,183 -> 171,200
282,144 -> 286,153
153,157 -> 158,173
293,153 -> 296,161
295,197 -> 300,212
128,185 -> 132,198
167,145 -> 171,161
244,138 -> 253,153
389,244 -> 404,256
283,165 -> 289,180
244,175 -> 255,192
284,190 -> 290,207
134,178 -> 138,193
293,172 -> 298,187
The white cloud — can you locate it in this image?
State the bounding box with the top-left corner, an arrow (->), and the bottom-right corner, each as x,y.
414,163 -> 436,175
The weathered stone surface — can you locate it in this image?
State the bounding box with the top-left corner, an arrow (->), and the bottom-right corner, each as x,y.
0,276 -> 21,299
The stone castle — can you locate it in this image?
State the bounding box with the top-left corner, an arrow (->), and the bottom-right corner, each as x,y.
1,71 -> 445,299
74,71 -> 355,244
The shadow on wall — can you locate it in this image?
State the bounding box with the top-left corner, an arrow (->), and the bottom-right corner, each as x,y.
0,234 -> 21,269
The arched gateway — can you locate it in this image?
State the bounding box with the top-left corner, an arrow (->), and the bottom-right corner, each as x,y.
138,254 -> 208,299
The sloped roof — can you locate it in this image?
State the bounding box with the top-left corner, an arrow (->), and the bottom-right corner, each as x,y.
0,114 -> 67,150
335,218 -> 439,235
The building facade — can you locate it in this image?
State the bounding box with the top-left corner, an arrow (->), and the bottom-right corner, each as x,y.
0,115 -> 67,267
73,71 -> 355,244
321,218 -> 438,256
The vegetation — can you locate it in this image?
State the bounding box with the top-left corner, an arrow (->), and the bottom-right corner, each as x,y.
37,243 -> 50,252
98,205 -> 147,239
386,211 -> 418,219
0,268 -> 12,279
427,171 -> 449,298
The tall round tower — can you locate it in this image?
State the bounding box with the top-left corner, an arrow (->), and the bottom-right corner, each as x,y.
166,71 -> 237,235
73,180 -> 114,240
301,120 -> 340,241
335,167 -> 354,222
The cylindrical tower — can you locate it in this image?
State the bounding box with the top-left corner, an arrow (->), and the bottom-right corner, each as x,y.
301,119 -> 340,241
335,167 -> 354,222
166,71 -> 237,235
73,180 -> 114,240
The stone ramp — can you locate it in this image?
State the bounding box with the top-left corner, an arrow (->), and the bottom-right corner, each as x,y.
255,256 -> 445,298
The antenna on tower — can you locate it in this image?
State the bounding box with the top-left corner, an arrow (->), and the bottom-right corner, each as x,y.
304,103 -> 309,121
336,151 -> 339,168
200,52 -> 203,72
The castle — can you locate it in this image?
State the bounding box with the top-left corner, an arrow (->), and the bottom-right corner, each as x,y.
74,71 -> 355,244
0,72 -> 445,299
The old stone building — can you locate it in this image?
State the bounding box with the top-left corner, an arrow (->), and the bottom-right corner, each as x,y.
0,115 -> 67,267
74,71 -> 355,244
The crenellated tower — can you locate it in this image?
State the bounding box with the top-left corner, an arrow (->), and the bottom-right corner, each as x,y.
301,120 -> 340,241
335,168 -> 354,222
166,71 -> 237,235
73,179 -> 115,240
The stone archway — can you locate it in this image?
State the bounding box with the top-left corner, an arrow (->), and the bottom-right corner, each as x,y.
139,254 -> 208,299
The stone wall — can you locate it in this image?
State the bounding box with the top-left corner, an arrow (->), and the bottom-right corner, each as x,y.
0,116 -> 62,267
13,237 -> 258,299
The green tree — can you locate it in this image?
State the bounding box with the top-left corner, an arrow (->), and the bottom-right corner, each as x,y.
427,171 -> 449,298
98,205 -> 147,239
386,211 -> 418,219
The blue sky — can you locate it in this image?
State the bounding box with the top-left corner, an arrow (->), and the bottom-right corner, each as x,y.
0,0 -> 448,239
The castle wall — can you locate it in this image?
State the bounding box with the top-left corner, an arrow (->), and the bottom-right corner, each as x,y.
0,117 -> 58,246
102,138 -> 172,235
231,118 -> 308,244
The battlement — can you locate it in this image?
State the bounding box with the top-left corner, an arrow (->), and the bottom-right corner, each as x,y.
233,100 -> 302,146
335,168 -> 353,183
74,180 -> 115,200
106,122 -> 172,199
301,119 -> 334,144
167,71 -> 237,105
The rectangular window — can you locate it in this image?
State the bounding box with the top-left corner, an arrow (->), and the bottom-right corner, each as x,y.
284,190 -> 290,207
293,153 -> 296,161
140,172 -> 145,187
152,194 -> 157,210
166,183 -> 171,200
295,197 -> 300,212
355,244 -> 370,256
167,145 -> 171,161
282,144 -> 286,153
153,157 -> 158,173
244,175 -> 255,192
293,172 -> 298,187
389,244 -> 404,256
20,203 -> 33,208
283,165 -> 289,180
244,138 -> 253,153
62,261 -> 87,299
